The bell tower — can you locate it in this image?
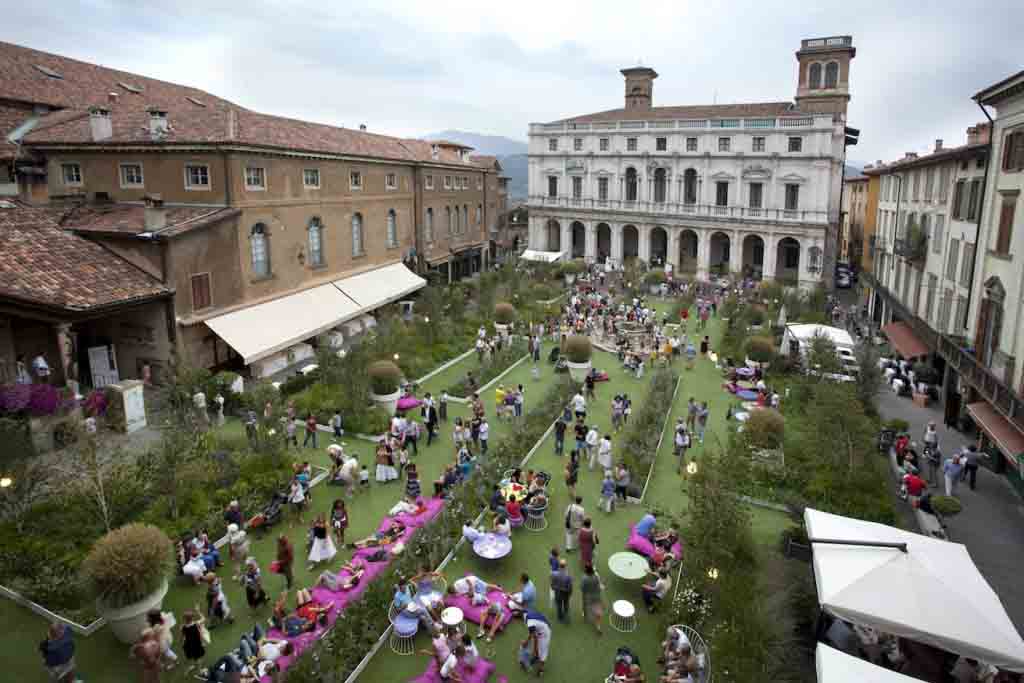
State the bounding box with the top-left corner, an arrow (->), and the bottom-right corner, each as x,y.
794,36 -> 856,118
621,67 -> 658,112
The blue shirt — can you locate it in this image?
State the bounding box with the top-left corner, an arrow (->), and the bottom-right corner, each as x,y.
601,479 -> 616,496
393,587 -> 413,609
636,514 -> 656,538
520,581 -> 537,609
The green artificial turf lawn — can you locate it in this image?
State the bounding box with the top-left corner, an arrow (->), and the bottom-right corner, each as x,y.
2,309 -> 789,683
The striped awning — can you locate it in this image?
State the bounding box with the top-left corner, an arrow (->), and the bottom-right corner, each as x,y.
881,321 -> 929,359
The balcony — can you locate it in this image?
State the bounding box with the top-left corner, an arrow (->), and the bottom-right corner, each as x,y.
894,227 -> 927,263
526,195 -> 832,224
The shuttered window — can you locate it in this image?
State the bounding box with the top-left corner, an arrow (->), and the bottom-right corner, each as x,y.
191,273 -> 211,311
996,195 -> 1017,255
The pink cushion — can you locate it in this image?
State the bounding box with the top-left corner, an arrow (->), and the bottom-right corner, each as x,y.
443,582 -> 513,630
626,524 -> 682,559
410,656 -> 506,683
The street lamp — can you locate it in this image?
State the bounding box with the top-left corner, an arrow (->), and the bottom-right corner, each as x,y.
686,461 -> 698,475
393,353 -> 400,361
424,316 -> 430,324
0,477 -> 11,489
707,567 -> 719,580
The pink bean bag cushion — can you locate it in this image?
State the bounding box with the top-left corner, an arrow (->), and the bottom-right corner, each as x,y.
410,656 -> 507,683
397,396 -> 423,411
443,582 -> 513,630
626,524 -> 683,559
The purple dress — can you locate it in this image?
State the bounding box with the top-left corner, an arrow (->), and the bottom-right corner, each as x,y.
578,528 -> 596,568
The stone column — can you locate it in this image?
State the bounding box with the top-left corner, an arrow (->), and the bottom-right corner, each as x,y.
584,222 -> 598,263
55,322 -> 78,390
611,224 -> 624,265
666,228 -> 679,270
697,229 -> 710,280
560,222 -> 572,257
730,230 -> 743,277
639,226 -> 651,264
763,234 -> 778,281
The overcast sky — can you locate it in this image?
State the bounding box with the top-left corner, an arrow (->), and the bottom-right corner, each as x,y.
3,1 -> 1021,164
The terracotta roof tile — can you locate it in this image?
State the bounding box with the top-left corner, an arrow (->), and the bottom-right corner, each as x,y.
0,200 -> 171,311
552,102 -> 799,124
59,203 -> 240,238
862,143 -> 988,175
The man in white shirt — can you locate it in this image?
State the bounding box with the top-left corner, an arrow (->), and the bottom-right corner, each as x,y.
32,352 -> 50,383
572,392 -> 587,419
440,646 -> 465,681
478,419 -> 490,454
585,426 -> 600,470
597,434 -> 613,471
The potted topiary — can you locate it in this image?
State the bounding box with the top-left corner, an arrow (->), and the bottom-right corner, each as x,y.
561,259 -> 586,286
644,270 -> 667,295
82,523 -> 174,644
745,335 -> 775,369
929,495 -> 962,520
494,302 -> 516,338
564,334 -> 593,382
747,304 -> 767,331
368,360 -> 403,416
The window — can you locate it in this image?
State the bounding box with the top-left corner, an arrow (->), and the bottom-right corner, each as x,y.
808,63 -> 822,89
911,171 -> 919,200
245,166 -> 266,191
655,137 -> 667,151
350,170 -> 362,190
995,195 -> 1017,255
946,238 -> 960,280
308,217 -> 324,266
683,169 -> 698,204
960,243 -> 974,286
625,168 -> 638,201
476,176 -> 482,190
425,174 -> 434,190
787,137 -> 802,153
250,224 -> 270,277
477,203 -> 482,226
454,205 -> 461,234
924,167 -> 934,200
569,176 -> 582,200
444,175 -> 452,190
303,168 -> 320,189
752,136 -> 765,152
952,180 -> 965,219
938,166 -> 950,201
686,137 -> 697,152
598,176 -> 609,201
425,208 -> 434,243
748,182 -> 763,209
626,137 -> 638,152
190,273 -> 211,311
785,183 -> 800,211
547,176 -> 558,198
966,179 -> 981,220
894,260 -> 902,294
573,138 -> 583,151
462,176 -> 468,190
824,61 -> 839,88
385,173 -> 397,190
653,168 -> 667,203
599,137 -> 609,151
462,206 -> 468,233
386,209 -> 398,248
119,163 -> 144,188
351,213 -> 364,256
1004,130 -> 1024,171
926,273 -> 937,322
718,137 -> 731,152
715,181 -> 729,206
548,138 -> 558,151
61,162 -> 82,185
939,289 -> 953,331
955,295 -> 967,331
184,163 -> 209,190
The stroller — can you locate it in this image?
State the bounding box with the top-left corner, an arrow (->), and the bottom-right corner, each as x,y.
247,491 -> 287,536
606,647 -> 641,683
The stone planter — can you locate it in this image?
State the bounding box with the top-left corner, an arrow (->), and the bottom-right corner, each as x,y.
100,579 -> 168,645
566,359 -> 592,383
370,389 -> 401,417
495,323 -> 511,339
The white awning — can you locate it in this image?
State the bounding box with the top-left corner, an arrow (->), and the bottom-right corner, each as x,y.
520,249 -> 564,263
206,283 -> 361,365
333,262 -> 426,309
805,508 -> 1024,672
816,644 -> 920,683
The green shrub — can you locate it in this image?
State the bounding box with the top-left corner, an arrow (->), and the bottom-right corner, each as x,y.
643,270 -> 667,285
564,335 -> 593,362
494,302 -> 516,324
367,361 -> 402,395
279,370 -> 320,397
931,495 -> 962,517
82,523 -> 173,608
746,336 -> 775,363
747,304 -> 767,326
560,259 -> 586,276
743,409 -> 785,450
883,418 -> 910,433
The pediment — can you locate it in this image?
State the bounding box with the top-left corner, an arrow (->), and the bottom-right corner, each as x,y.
742,164 -> 772,180
710,170 -> 736,181
779,172 -> 808,183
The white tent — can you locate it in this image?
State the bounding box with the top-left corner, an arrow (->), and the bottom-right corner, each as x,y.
805,508 -> 1024,672
519,249 -> 564,263
784,323 -> 855,350
816,643 -> 921,683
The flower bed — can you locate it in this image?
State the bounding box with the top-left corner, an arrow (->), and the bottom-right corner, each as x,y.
445,340 -> 527,397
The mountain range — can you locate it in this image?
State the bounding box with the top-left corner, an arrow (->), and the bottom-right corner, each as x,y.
421,130 -> 528,202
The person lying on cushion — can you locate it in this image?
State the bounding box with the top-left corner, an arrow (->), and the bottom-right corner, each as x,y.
448,574 -> 499,606
653,525 -> 679,552
317,560 -> 365,592
350,521 -> 406,549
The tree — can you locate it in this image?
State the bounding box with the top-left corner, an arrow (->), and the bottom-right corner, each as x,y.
50,431 -> 132,532
0,458 -> 49,533
806,331 -> 842,376
854,343 -> 883,416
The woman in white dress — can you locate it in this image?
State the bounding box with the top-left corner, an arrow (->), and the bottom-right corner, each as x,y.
307,514 -> 337,567
375,442 -> 398,483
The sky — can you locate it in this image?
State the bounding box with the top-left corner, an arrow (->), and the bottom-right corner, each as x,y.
2,0 -> 1022,165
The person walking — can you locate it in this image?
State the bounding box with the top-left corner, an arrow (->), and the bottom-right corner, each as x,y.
303,414 -> 318,449
180,609 -> 206,676
943,454 -> 963,497
696,401 -> 710,444
922,421 -> 939,453
439,390 -> 449,423
331,410 -> 343,439
131,628 -> 163,683
275,534 -> 294,590
926,444 -> 942,488
146,609 -> 178,671
564,450 -> 580,500
564,496 -> 585,553
425,399 -> 439,446
519,611 -> 551,677
585,425 -> 600,470
686,397 -> 698,431
551,559 -> 574,623
554,416 -> 567,456
580,564 -> 605,635
479,418 -> 490,455
597,434 -> 613,472
961,445 -> 981,490
39,622 -> 76,683
577,517 -> 599,569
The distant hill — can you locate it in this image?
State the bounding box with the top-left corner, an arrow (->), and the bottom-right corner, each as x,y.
420,130 -> 527,157
498,154 -> 528,201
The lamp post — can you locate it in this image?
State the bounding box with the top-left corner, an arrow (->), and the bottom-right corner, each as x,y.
707,567 -> 719,580
0,477 -> 12,489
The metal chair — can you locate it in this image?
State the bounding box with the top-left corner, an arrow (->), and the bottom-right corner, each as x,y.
610,599 -> 637,633
387,583 -> 418,624
389,612 -> 420,655
525,499 -> 549,531
669,624 -> 712,683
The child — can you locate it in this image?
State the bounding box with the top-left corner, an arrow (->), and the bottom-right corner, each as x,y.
359,465 -> 370,489
398,446 -> 410,479
439,391 -> 449,422
548,547 -> 560,605
331,410 -> 343,438
204,573 -> 233,628
600,470 -> 616,513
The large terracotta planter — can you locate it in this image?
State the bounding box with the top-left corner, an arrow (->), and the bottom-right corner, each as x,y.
566,360 -> 592,383
100,579 -> 168,644
371,389 -> 401,417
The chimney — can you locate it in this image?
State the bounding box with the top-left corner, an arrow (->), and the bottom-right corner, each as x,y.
144,194 -> 166,232
359,124 -> 367,131
620,66 -> 658,112
107,92 -> 119,105
934,139 -> 943,152
88,106 -> 112,141
966,123 -> 990,146
147,108 -> 169,139
904,152 -> 917,160
876,160 -> 882,167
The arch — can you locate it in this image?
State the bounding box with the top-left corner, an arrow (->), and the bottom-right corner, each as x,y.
571,221 -> 586,259
386,209 -> 398,248
307,217 -> 323,267
596,223 -> 611,263
650,226 -> 668,265
808,62 -> 822,90
545,219 -> 561,252
446,206 -> 453,235
250,223 -> 270,277
824,61 -> 839,89
775,236 -> 801,282
463,205 -> 469,234
622,224 -> 639,259
678,229 -> 699,274
709,231 -> 731,275
683,168 -> 698,205
455,205 -> 462,234
625,167 -> 638,202
351,213 -> 364,256
741,234 -> 765,280
653,168 -> 667,203
425,207 -> 434,243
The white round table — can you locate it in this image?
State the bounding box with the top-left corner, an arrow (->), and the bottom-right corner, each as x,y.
608,551 -> 649,581
441,606 -> 465,633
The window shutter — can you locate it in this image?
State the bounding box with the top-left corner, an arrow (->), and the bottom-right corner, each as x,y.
1015,132 -> 1024,171
996,199 -> 1016,254
191,274 -> 211,311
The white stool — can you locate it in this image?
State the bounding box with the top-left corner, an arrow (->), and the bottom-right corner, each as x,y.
390,612 -> 420,655
610,599 -> 637,633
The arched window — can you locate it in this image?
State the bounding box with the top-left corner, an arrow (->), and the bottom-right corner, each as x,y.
250,223 -> 270,277
425,208 -> 434,243
386,209 -> 398,248
463,205 -> 469,234
625,167 -> 638,202
808,63 -> 822,89
307,217 -> 323,267
653,168 -> 667,203
683,169 -> 698,204
477,203 -> 482,226
454,205 -> 461,234
446,206 -> 453,235
824,62 -> 839,89
351,213 -> 364,256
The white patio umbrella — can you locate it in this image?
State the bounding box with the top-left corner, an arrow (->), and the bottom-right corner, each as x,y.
805,508 -> 1024,672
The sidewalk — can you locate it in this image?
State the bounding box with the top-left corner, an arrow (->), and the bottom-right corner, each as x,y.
878,388 -> 1024,633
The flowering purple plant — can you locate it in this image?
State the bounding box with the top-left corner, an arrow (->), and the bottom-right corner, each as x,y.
0,383 -> 73,416
84,389 -> 108,417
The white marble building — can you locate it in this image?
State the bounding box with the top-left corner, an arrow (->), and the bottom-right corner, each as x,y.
525,36 -> 857,288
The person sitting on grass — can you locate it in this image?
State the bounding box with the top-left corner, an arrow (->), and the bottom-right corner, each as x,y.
653,525 -> 679,553
434,464 -> 458,498
350,520 -> 406,549
492,514 -> 512,537
641,568 -> 672,613
475,600 -> 506,643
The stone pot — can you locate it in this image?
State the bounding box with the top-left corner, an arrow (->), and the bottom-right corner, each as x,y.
370,389 -> 401,417
99,579 -> 168,645
566,359 -> 592,383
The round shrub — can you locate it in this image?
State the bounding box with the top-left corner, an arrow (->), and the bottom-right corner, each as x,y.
644,270 -> 667,285
747,304 -> 767,326
564,335 -> 593,363
494,302 -> 516,325
368,360 -> 402,395
560,259 -> 586,276
930,495 -> 962,517
82,524 -> 173,608
745,336 -> 775,363
743,409 -> 785,449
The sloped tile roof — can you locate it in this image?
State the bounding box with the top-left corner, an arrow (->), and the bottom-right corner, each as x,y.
552,102 -> 798,124
59,203 -> 240,238
862,143 -> 988,175
0,200 -> 171,311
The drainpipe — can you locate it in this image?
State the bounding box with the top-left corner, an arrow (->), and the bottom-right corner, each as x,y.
964,104 -> 995,333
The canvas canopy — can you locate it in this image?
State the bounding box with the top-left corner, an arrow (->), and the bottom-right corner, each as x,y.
785,323 -> 855,349
815,643 -> 921,683
805,508 -> 1024,672
519,249 -> 564,263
